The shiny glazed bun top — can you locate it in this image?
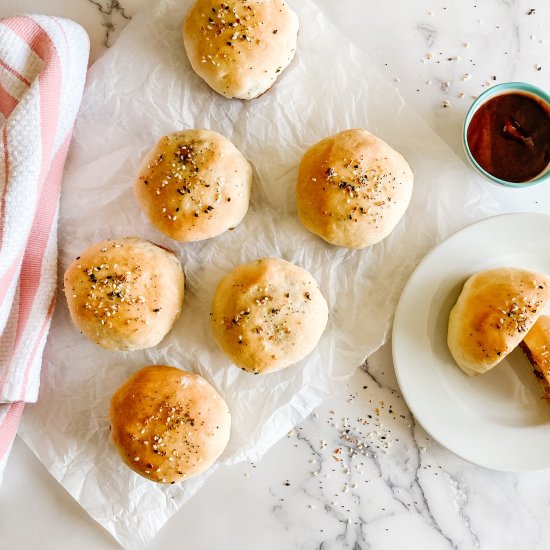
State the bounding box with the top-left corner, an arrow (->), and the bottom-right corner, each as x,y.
210,257 -> 328,374
183,0 -> 299,99
448,267 -> 550,376
134,129 -> 252,242
110,365 -> 231,483
64,237 -> 184,351
296,129 -> 414,249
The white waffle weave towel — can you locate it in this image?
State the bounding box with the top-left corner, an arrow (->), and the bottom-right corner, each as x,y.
0,15 -> 88,484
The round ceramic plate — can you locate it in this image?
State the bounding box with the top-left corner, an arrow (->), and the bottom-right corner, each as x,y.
392,212 -> 550,472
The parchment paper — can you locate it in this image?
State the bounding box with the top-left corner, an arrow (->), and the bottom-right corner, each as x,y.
18,0 -> 550,548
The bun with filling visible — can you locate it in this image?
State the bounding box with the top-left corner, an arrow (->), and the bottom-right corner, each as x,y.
520,315 -> 550,402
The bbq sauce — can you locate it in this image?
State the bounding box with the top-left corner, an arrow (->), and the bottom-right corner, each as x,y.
467,92 -> 550,183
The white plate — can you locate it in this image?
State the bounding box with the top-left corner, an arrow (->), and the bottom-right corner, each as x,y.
392,212 -> 550,472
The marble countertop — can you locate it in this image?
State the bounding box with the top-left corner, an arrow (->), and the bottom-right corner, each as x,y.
0,1 -> 549,549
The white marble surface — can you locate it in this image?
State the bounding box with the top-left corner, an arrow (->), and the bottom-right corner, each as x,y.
0,1 -> 549,549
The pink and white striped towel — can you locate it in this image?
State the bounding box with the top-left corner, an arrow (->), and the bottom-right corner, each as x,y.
0,15 -> 89,485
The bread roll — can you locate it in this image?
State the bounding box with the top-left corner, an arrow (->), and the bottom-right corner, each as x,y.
64,238 -> 184,351
110,365 -> 231,483
134,129 -> 252,242
210,258 -> 328,374
520,315 -> 550,401
183,0 -> 299,100
447,267 -> 550,376
296,129 -> 414,249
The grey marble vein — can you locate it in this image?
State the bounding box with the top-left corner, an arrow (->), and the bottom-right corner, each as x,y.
86,0 -> 131,47
359,359 -> 385,390
417,23 -> 437,47
412,450 -> 459,550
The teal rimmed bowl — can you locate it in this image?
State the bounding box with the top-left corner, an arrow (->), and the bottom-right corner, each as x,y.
462,82 -> 550,188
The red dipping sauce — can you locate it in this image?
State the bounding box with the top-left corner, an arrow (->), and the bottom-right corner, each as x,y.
466,92 -> 550,183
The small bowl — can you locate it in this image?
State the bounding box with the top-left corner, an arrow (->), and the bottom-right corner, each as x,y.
462,82 -> 550,188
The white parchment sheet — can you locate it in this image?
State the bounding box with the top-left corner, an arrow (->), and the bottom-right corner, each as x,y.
18,0 -> 550,547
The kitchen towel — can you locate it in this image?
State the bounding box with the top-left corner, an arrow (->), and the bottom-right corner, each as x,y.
0,15 -> 88,485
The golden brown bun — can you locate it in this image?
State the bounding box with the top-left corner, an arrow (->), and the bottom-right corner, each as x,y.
520,315 -> 550,401
183,0 -> 299,100
134,130 -> 252,242
447,267 -> 550,376
210,258 -> 328,374
64,238 -> 184,351
110,365 -> 231,483
296,129 -> 414,249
